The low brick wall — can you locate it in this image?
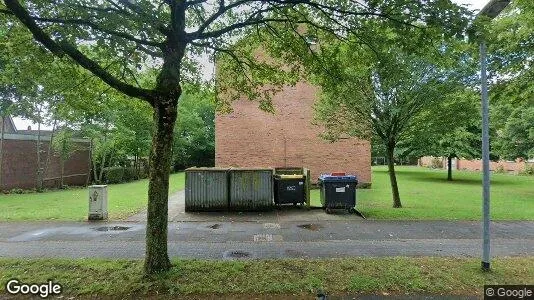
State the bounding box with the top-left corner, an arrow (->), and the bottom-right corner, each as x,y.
1,133 -> 90,190
418,156 -> 531,173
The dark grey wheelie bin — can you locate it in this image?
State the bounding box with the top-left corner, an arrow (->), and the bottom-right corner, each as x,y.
274,174 -> 306,206
318,174 -> 358,214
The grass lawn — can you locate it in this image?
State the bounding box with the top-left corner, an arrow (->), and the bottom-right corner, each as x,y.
311,166 -> 534,220
0,172 -> 184,221
0,257 -> 532,298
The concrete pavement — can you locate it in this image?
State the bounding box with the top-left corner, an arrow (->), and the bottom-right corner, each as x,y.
125,190 -> 370,223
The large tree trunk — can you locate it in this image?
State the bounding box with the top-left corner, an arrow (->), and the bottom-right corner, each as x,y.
144,96 -> 178,274
386,144 -> 402,208
447,155 -> 453,181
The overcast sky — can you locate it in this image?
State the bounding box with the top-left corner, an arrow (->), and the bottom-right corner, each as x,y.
13,0 -> 489,130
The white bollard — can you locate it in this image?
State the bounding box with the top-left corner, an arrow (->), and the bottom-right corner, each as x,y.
88,185 -> 108,221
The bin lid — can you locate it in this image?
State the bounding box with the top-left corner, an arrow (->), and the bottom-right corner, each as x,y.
277,174 -> 304,179
319,174 -> 357,182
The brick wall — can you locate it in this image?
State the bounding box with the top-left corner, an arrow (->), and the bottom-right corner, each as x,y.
1,134 -> 90,190
418,156 -> 531,173
215,82 -> 371,184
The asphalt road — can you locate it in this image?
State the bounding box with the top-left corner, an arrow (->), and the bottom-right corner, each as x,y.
0,220 -> 533,259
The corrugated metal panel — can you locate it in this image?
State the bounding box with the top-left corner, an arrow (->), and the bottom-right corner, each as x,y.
185,168 -> 229,211
229,168 -> 273,211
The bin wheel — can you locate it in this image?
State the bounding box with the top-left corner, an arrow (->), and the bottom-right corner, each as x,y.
348,208 -> 356,214
325,208 -> 333,214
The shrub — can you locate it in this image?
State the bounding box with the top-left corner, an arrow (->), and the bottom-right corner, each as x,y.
429,157 -> 443,169
104,166 -> 125,184
123,167 -> 139,182
519,164 -> 534,176
138,167 -> 149,179
495,165 -> 506,174
9,188 -> 25,194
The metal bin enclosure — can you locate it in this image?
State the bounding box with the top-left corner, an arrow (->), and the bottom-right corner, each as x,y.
319,174 -> 358,213
185,168 -> 229,211
229,168 -> 273,211
274,174 -> 306,205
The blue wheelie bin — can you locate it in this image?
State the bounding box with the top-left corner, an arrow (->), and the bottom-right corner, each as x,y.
318,173 -> 358,214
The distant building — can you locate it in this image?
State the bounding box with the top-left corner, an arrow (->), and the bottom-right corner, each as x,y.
0,116 -> 17,134
0,116 -> 91,190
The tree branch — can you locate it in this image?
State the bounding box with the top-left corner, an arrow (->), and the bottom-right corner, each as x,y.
3,0 -> 156,104
185,0 -> 208,7
31,16 -> 164,47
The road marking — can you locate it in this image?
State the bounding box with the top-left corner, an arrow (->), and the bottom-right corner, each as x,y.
253,234 -> 283,242
263,223 -> 281,229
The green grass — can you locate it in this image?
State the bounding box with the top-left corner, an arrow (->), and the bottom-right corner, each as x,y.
0,257 -> 532,298
0,173 -> 184,221
2,167 -> 533,221
311,166 -> 534,220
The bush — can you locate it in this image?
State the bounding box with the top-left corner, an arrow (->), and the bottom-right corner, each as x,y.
495,165 -> 506,174
429,157 -> 443,169
123,167 -> 138,182
104,167 -> 125,184
9,188 -> 25,194
519,164 -> 534,176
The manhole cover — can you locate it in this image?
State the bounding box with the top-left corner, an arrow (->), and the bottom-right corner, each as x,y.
95,226 -> 130,232
208,224 -> 221,229
223,250 -> 252,260
297,223 -> 322,231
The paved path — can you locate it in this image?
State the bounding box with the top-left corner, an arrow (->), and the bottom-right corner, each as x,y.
127,190 -> 396,223
0,220 -> 533,259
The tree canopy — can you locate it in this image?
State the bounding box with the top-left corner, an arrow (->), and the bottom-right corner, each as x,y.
1,0 -> 474,273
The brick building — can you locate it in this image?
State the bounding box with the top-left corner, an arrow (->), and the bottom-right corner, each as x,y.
215,81 -> 372,185
0,116 -> 91,190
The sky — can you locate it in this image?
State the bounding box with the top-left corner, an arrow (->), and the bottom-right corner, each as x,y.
13,0 -> 489,130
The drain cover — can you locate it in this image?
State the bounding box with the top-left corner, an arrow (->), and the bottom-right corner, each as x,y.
95,226 -> 130,232
297,223 -> 322,231
223,250 -> 252,260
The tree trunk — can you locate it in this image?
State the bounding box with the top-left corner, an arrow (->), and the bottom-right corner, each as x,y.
0,116 -> 4,191
447,155 -> 453,181
60,158 -> 64,188
86,139 -> 92,186
42,119 -> 58,187
386,144 -> 402,208
144,96 -> 177,274
36,121 -> 43,191
98,150 -> 107,183
92,158 -> 99,184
